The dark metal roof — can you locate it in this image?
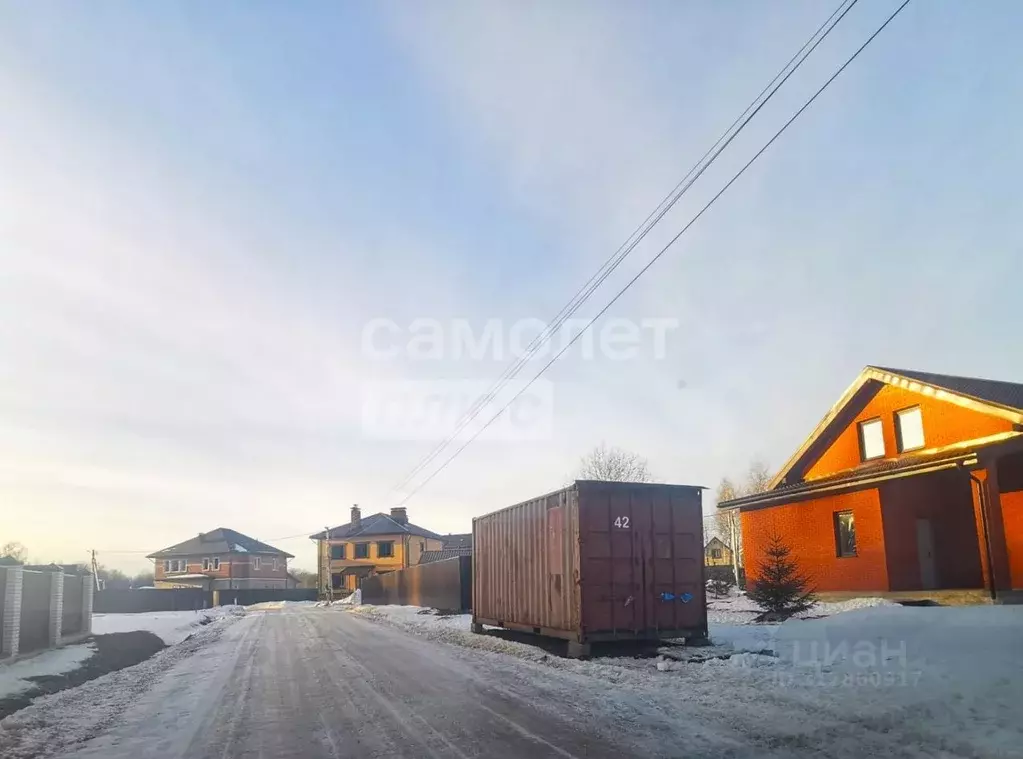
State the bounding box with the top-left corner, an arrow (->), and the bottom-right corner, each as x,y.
718,448 -> 987,511
440,533 -> 472,550
873,367 -> 1023,412
419,548 -> 472,565
309,513 -> 444,541
147,528 -> 294,559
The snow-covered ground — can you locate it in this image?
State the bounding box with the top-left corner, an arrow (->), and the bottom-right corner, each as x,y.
91,606 -> 244,645
0,645 -> 96,700
345,598 -> 1023,757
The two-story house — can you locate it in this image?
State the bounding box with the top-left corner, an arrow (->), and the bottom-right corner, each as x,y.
719,367 -> 1023,598
704,537 -> 733,567
148,528 -> 294,590
311,506 -> 445,592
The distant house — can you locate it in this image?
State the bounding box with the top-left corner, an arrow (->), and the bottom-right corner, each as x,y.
441,533 -> 472,550
418,532 -> 473,565
148,528 -> 294,590
310,506 -> 445,592
719,366 -> 1023,596
704,537 -> 733,567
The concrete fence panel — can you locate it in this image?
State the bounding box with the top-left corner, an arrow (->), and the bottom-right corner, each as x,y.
19,570 -> 51,653
62,575 -> 84,636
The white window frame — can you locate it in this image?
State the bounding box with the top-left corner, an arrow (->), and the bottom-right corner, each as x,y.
858,418 -> 885,461
202,558 -> 210,571
164,560 -> 171,572
272,557 -> 278,571
212,557 -> 221,571
253,556 -> 261,571
896,406 -> 925,453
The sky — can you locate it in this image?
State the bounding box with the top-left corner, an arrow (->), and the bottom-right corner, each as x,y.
1,1 -> 1021,573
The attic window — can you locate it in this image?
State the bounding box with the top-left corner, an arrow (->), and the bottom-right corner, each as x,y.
858,418 -> 885,461
896,406 -> 924,452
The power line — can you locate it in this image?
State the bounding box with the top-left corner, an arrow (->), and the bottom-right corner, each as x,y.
395,0 -> 912,507
386,0 -> 861,500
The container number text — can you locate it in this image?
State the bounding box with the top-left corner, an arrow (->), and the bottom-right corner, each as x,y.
613,516 -> 631,529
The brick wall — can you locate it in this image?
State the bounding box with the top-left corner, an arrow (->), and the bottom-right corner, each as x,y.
806,385 -> 1013,480
742,487 -> 888,592
997,451 -> 1023,589
155,554 -> 289,585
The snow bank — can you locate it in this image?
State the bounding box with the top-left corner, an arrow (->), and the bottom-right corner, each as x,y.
91,606 -> 243,645
0,608 -> 244,757
0,645 -> 96,699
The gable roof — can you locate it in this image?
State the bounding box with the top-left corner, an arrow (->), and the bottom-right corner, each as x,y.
147,528 -> 294,559
441,533 -> 472,550
705,536 -> 731,551
767,366 -> 1023,491
872,367 -> 1023,413
419,548 -> 472,565
309,512 -> 444,541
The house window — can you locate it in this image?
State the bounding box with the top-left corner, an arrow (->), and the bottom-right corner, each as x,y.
202,558 -> 210,571
212,557 -> 221,571
419,541 -> 425,552
895,406 -> 925,452
164,560 -> 171,572
711,548 -> 722,559
166,559 -> 183,573
330,544 -> 346,560
377,541 -> 394,558
834,511 -> 857,557
858,418 -> 885,461
354,543 -> 370,559
331,572 -> 344,589
272,557 -> 278,571
253,557 -> 261,571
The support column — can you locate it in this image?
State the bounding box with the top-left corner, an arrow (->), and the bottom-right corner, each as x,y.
49,570 -> 64,647
2,566 -> 24,658
971,467 -> 1011,594
81,574 -> 94,634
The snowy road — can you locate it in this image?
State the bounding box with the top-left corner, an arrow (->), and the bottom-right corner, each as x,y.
3,603 -> 1021,759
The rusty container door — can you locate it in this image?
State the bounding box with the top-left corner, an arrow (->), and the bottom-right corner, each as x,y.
576,481 -> 706,640
473,485 -> 581,636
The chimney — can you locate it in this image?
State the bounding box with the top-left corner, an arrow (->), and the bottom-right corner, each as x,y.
390,506 -> 408,525
350,504 -> 361,529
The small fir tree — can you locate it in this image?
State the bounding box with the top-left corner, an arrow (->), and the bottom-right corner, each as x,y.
707,574 -> 735,598
747,534 -> 815,619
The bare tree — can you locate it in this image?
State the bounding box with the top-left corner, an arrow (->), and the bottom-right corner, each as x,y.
1,541 -> 27,563
577,443 -> 652,482
712,461 -> 773,575
744,460 -> 772,496
712,477 -> 739,542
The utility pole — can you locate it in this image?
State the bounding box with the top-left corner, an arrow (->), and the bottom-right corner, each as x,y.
90,549 -> 103,591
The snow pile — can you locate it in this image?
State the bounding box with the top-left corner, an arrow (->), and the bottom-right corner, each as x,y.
339,588 -> 361,605
91,606 -> 244,645
708,591 -> 897,626
0,608 -> 243,758
0,644 -> 97,699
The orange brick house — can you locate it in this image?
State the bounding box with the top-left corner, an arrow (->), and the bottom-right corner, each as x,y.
719,367 -> 1023,598
149,528 -> 294,590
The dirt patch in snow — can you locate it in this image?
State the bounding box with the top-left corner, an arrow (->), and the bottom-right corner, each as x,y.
0,632 -> 166,721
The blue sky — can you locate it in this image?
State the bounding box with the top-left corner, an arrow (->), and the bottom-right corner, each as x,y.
1,1 -> 1021,572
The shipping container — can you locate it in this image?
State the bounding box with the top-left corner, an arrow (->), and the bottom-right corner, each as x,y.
472,480 -> 707,656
